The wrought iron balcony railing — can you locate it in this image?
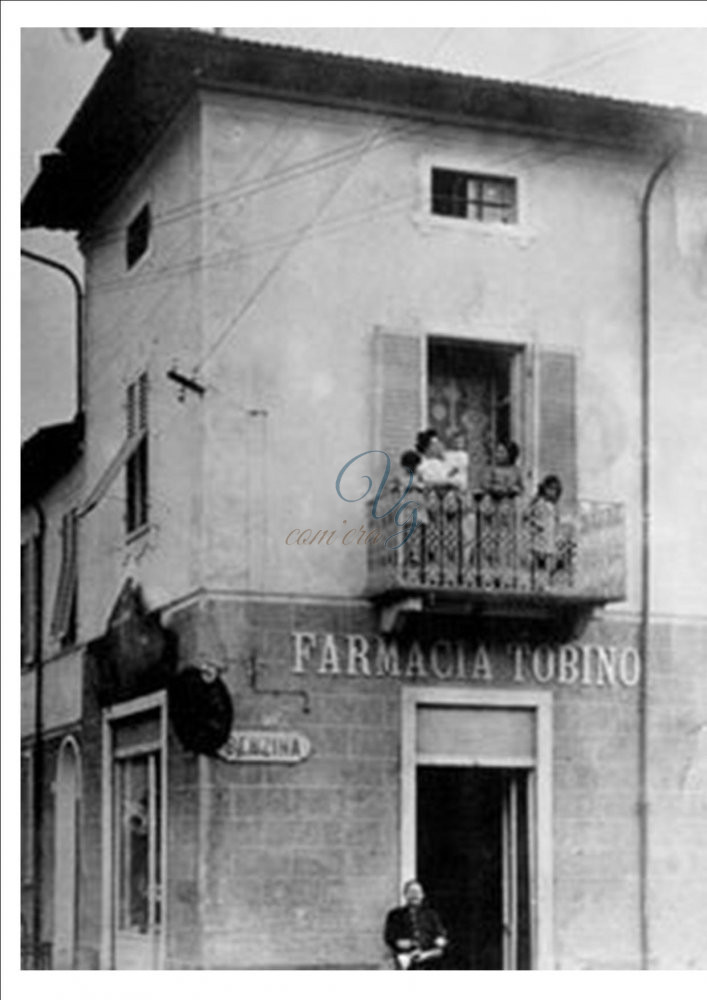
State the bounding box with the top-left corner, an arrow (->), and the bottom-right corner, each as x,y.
367,487 -> 626,606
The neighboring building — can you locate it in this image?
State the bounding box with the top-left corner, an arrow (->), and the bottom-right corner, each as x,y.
20,28 -> 707,970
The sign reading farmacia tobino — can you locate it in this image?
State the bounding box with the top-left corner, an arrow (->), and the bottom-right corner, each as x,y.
290,632 -> 641,688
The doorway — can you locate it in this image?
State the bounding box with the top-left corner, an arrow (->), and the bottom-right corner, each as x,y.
401,688 -> 553,969
417,766 -> 531,969
102,693 -> 166,970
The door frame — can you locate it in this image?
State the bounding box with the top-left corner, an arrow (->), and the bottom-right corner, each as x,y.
101,691 -> 168,969
401,686 -> 554,969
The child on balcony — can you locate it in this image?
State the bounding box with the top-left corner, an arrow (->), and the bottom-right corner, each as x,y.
482,441 -> 524,499
526,474 -> 564,587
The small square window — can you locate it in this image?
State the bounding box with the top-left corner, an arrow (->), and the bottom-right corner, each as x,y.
431,169 -> 517,224
126,204 -> 151,269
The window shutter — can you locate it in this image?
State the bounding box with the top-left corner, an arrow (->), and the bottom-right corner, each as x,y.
127,381 -> 136,437
51,510 -> 78,642
137,372 -> 148,431
537,350 -> 577,504
21,541 -> 37,665
372,330 -> 422,465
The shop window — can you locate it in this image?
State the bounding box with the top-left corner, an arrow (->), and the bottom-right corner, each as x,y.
126,374 -> 149,534
431,169 -> 517,224
126,204 -> 151,269
105,700 -> 165,969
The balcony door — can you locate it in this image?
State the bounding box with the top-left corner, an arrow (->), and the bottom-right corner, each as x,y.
372,329 -> 577,505
427,337 -> 525,491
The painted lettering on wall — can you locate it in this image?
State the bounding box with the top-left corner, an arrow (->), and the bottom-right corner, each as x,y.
291,632 -> 641,689
217,729 -> 311,764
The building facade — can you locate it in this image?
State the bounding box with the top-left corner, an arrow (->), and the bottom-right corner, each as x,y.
20,28 -> 707,970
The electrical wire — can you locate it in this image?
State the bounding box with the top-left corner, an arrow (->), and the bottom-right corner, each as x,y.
87,123 -> 598,300
534,28 -> 654,84
71,30 -> 671,378
89,28 -> 661,249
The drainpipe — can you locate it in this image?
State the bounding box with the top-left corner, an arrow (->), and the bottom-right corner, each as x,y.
21,248 -> 84,417
30,502 -> 46,967
638,147 -> 678,971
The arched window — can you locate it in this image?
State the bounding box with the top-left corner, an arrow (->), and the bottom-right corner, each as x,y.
54,736 -> 81,969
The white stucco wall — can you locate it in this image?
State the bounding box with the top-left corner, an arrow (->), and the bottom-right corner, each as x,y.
78,101 -> 206,639
195,92 -> 706,614
74,89 -> 707,632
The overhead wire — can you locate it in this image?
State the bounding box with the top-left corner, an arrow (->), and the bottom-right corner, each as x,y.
88,114 -> 610,301
83,28 -> 659,255
81,29 -> 666,373
532,28 -> 654,84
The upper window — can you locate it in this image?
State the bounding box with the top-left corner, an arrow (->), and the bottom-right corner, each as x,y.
126,204 -> 151,269
431,169 -> 517,224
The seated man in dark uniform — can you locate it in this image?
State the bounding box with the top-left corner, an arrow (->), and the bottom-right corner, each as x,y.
384,879 -> 448,970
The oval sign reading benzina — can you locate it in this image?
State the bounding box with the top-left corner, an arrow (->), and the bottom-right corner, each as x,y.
216,729 -> 312,764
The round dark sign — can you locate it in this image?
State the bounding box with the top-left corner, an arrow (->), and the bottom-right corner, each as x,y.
169,666 -> 234,755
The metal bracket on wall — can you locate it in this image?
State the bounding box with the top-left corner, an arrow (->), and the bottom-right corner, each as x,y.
167,367 -> 206,400
246,651 -> 310,714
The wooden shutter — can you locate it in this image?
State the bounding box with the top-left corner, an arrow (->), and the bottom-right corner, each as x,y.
21,541 -> 37,665
51,510 -> 78,642
372,330 -> 422,464
127,373 -> 148,437
537,350 -> 577,504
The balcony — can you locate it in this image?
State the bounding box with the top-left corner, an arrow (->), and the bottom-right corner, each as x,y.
367,488 -> 626,631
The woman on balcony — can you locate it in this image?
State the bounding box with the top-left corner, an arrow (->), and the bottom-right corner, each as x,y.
415,429 -> 467,490
408,430 -> 467,586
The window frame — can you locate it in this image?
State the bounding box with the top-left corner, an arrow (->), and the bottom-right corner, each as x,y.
125,203 -> 152,271
431,168 -> 518,225
416,153 -> 533,241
